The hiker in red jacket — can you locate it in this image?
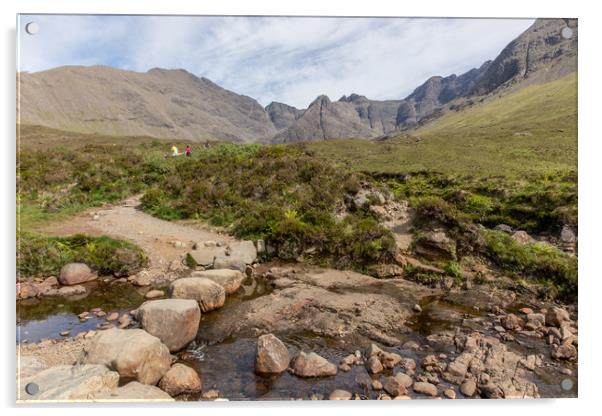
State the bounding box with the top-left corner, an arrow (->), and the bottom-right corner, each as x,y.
185,145 -> 192,157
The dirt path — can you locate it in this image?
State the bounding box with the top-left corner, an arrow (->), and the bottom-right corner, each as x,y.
41,195 -> 236,274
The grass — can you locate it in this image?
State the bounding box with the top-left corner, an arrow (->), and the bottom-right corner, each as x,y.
303,73 -> 577,176
17,233 -> 148,278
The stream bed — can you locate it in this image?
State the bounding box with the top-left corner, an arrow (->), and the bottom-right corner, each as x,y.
16,272 -> 578,400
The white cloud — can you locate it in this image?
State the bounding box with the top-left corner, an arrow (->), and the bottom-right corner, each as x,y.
17,15 -> 535,108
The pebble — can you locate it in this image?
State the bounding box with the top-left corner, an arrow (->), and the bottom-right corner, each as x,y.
329,389 -> 352,400
460,380 -> 477,397
106,312 -> 119,321
59,331 -> 70,337
443,388 -> 456,399
413,304 -> 422,313
202,389 -> 220,400
371,380 -> 383,390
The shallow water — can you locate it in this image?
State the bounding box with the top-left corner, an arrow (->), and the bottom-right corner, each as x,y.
17,280 -> 146,342
16,273 -> 577,400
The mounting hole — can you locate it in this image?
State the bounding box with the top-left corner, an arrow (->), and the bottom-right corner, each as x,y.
561,378 -> 574,391
561,27 -> 573,40
25,22 -> 39,35
25,382 -> 39,395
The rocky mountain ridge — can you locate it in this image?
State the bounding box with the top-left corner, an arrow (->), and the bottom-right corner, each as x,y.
18,18 -> 577,143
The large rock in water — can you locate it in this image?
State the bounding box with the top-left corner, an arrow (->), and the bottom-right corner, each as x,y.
255,333 -> 290,374
226,241 -> 257,264
58,263 -> 97,285
291,351 -> 337,377
82,328 -> 171,385
212,256 -> 246,272
137,299 -> 201,352
187,246 -> 226,267
158,363 -> 202,396
97,382 -> 174,401
414,231 -> 456,261
169,277 -> 226,312
191,269 -> 244,295
18,364 -> 119,401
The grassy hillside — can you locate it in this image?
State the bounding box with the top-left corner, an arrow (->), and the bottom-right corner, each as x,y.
305,73 -> 577,176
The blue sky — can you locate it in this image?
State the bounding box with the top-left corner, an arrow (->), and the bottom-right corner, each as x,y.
17,15 -> 534,108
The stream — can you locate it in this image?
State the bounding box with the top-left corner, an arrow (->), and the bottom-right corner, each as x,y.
16,270 -> 577,400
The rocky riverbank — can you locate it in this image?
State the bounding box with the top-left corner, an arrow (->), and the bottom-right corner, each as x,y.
17,263 -> 577,402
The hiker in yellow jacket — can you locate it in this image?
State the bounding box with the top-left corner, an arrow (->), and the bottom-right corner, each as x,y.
171,145 -> 178,157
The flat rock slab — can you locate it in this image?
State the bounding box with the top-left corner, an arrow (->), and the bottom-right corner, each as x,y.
17,356 -> 48,379
213,256 -> 246,272
82,328 -> 171,385
137,299 -> 201,352
170,277 -> 226,312
191,269 -> 244,295
97,381 -> 174,401
188,247 -> 226,266
226,241 -> 257,264
18,364 -> 119,401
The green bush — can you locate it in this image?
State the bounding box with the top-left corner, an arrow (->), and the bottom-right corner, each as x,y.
140,144 -> 395,267
482,230 -> 577,300
17,233 -> 148,278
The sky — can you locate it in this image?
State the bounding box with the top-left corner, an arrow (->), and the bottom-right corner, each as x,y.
17,15 -> 535,108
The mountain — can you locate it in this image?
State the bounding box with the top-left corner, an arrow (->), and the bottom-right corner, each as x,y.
472,18 -> 577,95
18,66 -> 276,143
265,102 -> 304,130
271,18 -> 577,143
17,18 -> 576,144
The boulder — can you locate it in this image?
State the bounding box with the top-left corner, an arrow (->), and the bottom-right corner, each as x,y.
16,281 -> 39,300
169,277 -> 226,312
291,351 -> 337,377
366,356 -> 384,374
137,299 -> 201,352
82,328 -> 171,385
460,379 -> 477,397
511,231 -> 536,245
187,247 -> 226,267
414,231 -> 456,261
191,269 -> 244,295
494,224 -> 514,234
18,364 -> 119,401
158,364 -> 202,396
545,307 -> 571,327
380,351 -> 402,369
413,381 -> 438,397
501,313 -> 522,330
227,240 -> 258,264
212,256 -> 246,272
99,381 -> 174,401
58,263 -> 97,285
394,372 -> 414,388
255,333 -> 290,374
551,344 -> 577,360
383,375 -> 407,397
329,389 -> 352,400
